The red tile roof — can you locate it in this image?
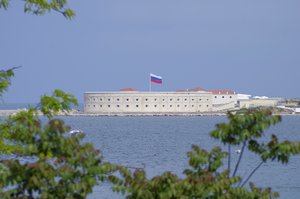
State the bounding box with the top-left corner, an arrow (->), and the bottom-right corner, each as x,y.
175,87 -> 235,94
120,88 -> 138,91
209,90 -> 235,94
189,87 -> 207,92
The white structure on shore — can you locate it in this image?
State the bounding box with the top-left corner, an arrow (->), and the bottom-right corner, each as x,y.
84,88 -> 237,114
239,98 -> 282,108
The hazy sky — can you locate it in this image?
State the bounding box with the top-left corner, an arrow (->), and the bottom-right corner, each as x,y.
1,0 -> 299,103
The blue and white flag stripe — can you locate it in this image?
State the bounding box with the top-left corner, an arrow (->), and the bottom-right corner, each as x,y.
150,73 -> 162,84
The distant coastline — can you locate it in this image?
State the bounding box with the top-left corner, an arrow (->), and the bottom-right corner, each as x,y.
0,109 -> 299,117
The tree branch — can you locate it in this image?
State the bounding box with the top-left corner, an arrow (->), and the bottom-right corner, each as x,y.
228,144 -> 231,174
232,141 -> 246,177
240,160 -> 264,187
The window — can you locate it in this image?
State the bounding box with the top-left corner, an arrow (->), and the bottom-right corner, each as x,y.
162,105 -> 165,107
93,105 -> 96,107
145,98 -> 148,101
126,98 -> 129,101
99,98 -> 102,101
184,98 -> 187,101
199,105 -> 201,107
108,98 -> 111,101
162,99 -> 165,101
126,105 -> 129,107
117,98 -> 120,101
192,98 -> 194,101
93,98 -> 95,101
215,96 -> 217,98
136,105 -> 139,108
108,105 -> 110,108
100,105 -> 102,107
154,98 -> 157,101
177,98 -> 180,101
199,98 -> 202,101
136,98 -> 139,101
230,96 -> 232,98
117,105 -> 120,107
192,105 -> 194,107
207,105 -> 209,107
154,105 -> 157,107
207,99 -> 209,101
185,105 -> 187,107
145,105 -> 148,107
177,105 -> 180,107
170,105 -> 172,107
170,98 -> 173,101
222,96 -> 225,98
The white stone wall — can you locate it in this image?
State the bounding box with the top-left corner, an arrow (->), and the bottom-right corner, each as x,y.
212,101 -> 236,111
84,92 -> 213,114
212,94 -> 237,106
239,99 -> 281,108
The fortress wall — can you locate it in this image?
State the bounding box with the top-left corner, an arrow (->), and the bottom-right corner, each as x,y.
84,92 -> 214,114
239,98 -> 281,108
212,94 -> 237,105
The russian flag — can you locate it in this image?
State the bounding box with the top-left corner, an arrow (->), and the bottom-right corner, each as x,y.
150,73 -> 162,84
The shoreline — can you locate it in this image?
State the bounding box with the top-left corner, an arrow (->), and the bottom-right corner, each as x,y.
1,109 -> 300,117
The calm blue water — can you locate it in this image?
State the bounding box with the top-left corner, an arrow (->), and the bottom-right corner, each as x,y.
1,104 -> 299,198
58,116 -> 300,199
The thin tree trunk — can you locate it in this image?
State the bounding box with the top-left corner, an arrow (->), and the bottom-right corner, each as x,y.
228,144 -> 231,174
240,160 -> 264,187
232,141 -> 246,177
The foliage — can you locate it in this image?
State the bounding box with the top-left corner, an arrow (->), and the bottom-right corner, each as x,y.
0,67 -> 20,99
110,109 -> 300,199
1,69 -> 300,198
210,109 -> 300,186
39,89 -> 78,118
0,67 -> 21,154
0,0 -> 74,19
2,2 -> 300,198
0,89 -> 113,198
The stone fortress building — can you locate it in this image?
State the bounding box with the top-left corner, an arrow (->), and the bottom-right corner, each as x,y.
84,87 -> 238,114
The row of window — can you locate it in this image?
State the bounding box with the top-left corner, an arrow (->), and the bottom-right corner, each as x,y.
214,96 -> 233,99
87,104 -> 210,108
88,97 -> 211,102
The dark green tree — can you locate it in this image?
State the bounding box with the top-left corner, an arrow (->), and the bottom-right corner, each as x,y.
0,70 -> 114,198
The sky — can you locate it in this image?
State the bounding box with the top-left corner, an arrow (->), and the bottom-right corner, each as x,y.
1,0 -> 300,103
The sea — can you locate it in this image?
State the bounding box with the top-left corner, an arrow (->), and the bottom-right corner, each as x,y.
1,104 -> 300,199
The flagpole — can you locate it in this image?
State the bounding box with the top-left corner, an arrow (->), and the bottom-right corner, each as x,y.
149,74 -> 152,92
